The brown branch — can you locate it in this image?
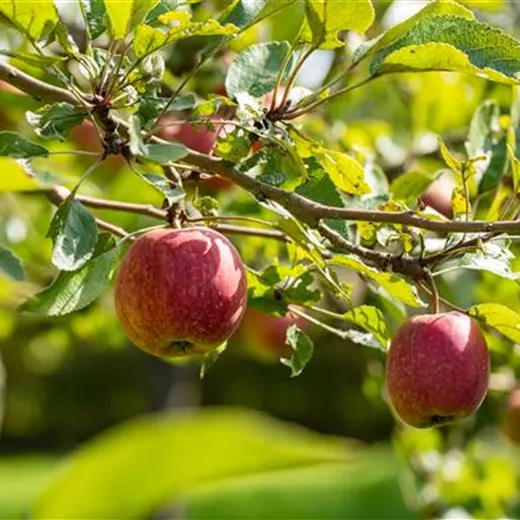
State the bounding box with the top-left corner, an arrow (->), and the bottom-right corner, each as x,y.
0,61 -> 80,104
183,153 -> 520,235
210,223 -> 290,242
45,186 -> 130,238
75,194 -> 167,220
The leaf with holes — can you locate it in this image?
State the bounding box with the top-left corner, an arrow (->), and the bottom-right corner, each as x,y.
303,0 -> 374,49
47,199 -> 98,272
0,132 -> 48,159
226,42 -> 295,100
281,325 -> 315,377
27,103 -> 85,141
330,255 -> 426,308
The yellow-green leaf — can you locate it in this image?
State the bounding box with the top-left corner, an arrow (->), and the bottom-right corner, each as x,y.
468,304 -> 520,343
0,0 -> 58,40
342,305 -> 392,350
439,138 -> 463,173
451,186 -> 470,218
370,15 -> 520,85
329,256 -> 426,308
32,409 -> 355,518
303,0 -> 375,49
104,0 -> 134,39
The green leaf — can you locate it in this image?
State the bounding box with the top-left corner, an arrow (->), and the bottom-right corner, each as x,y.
342,305 -> 392,351
185,446 -> 410,520
138,94 -> 196,127
296,158 -> 350,239
0,49 -> 65,68
439,138 -> 463,173
138,173 -> 185,206
390,170 -> 434,204
104,0 -> 133,39
352,0 -> 474,66
291,130 -> 370,196
201,0 -> 274,60
465,100 -> 507,193
370,15 -> 520,84
52,20 -> 80,56
281,324 -> 315,377
26,103 -> 85,141
133,13 -> 237,59
468,304 -> 520,343
20,234 -> 120,317
47,199 -> 99,272
79,0 -> 108,40
0,132 -> 48,159
247,264 -> 321,315
330,255 -> 426,308
436,240 -> 520,280
215,128 -> 251,162
466,100 -> 500,159
225,42 -> 295,100
144,143 -> 189,163
32,408 -> 353,518
0,0 -> 58,41
0,246 -> 25,281
193,196 -> 219,217
303,0 -> 375,49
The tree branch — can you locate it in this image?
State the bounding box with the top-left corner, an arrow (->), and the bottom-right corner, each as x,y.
0,61 -> 80,104
183,153 -> 520,235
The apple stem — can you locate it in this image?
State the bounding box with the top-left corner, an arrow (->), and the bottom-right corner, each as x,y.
424,269 -> 440,314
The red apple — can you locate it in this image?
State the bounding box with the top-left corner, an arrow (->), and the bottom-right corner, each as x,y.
239,309 -> 306,362
70,120 -> 103,153
158,116 -> 217,154
114,227 -> 248,358
0,80 -> 23,94
158,116 -> 233,191
419,175 -> 456,218
386,312 -> 489,428
501,387 -> 520,446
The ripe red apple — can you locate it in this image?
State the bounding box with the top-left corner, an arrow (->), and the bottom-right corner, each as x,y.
419,175 -> 456,218
239,309 -> 306,362
501,387 -> 520,446
386,312 -> 490,428
114,227 -> 248,358
70,120 -> 103,153
158,116 -> 232,190
158,116 -> 217,154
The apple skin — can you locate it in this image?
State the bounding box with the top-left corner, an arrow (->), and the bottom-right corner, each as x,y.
114,227 -> 248,358
501,387 -> 520,446
239,309 -> 306,362
158,116 -> 217,154
386,312 -> 490,428
419,175 -> 456,218
158,116 -> 232,190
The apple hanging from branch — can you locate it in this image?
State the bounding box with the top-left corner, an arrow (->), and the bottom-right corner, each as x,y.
386,312 -> 490,428
114,227 -> 248,358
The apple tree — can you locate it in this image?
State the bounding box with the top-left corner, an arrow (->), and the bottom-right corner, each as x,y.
2,0 -> 520,517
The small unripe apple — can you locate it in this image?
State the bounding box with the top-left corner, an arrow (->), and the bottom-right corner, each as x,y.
239,309 -> 305,361
114,227 -> 248,358
386,312 -> 489,428
501,387 -> 520,446
419,175 -> 456,218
